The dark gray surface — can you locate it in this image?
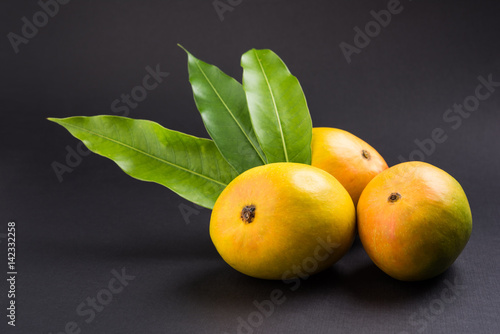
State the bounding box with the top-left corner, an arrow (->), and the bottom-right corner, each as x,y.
1,0 -> 499,333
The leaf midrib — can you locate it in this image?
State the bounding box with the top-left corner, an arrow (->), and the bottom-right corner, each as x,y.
58,120 -> 228,187
193,57 -> 267,164
253,49 -> 289,162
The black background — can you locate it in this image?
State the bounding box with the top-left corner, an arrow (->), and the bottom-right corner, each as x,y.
1,0 -> 499,333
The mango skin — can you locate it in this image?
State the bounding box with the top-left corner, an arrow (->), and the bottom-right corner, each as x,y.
357,161 -> 473,281
210,163 -> 356,280
311,127 -> 388,206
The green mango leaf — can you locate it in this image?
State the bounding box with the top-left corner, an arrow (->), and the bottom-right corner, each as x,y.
241,49 -> 312,164
179,45 -> 267,173
48,116 -> 238,209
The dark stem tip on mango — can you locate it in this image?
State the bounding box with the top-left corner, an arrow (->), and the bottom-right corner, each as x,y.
388,192 -> 402,203
241,205 -> 256,224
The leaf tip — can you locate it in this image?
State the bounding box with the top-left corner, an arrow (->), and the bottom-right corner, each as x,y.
177,44 -> 189,54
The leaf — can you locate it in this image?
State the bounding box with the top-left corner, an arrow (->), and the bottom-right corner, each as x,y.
179,45 -> 267,173
48,116 -> 238,209
241,49 -> 312,164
